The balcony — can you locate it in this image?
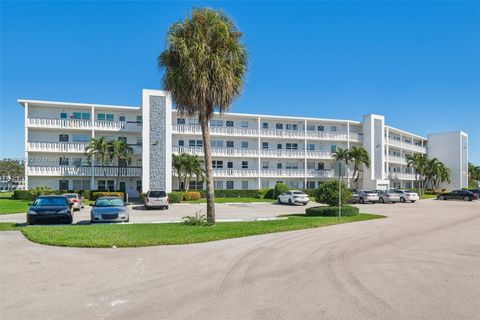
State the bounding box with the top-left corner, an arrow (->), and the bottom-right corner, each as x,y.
27,118 -> 142,132
172,146 -> 259,157
261,149 -> 305,158
388,138 -> 426,153
213,169 -> 259,177
27,166 -> 142,177
388,173 -> 416,180
260,129 -> 304,139
172,125 -> 258,137
27,142 -> 88,153
260,169 -> 335,178
387,155 -> 407,164
306,150 -> 332,159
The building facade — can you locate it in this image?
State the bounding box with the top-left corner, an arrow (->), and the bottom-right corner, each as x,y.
19,89 -> 469,196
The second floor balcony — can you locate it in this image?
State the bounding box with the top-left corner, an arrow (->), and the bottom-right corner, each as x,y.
26,142 -> 142,155
27,118 -> 142,132
26,166 -> 142,177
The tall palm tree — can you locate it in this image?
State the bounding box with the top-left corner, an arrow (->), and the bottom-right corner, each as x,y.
183,154 -> 204,191
159,8 -> 247,224
406,154 -> 427,194
468,162 -> 480,187
423,157 -> 440,190
332,147 -> 352,186
108,140 -> 134,190
85,137 -> 110,189
172,154 -> 186,190
436,163 -> 451,190
348,146 -> 370,188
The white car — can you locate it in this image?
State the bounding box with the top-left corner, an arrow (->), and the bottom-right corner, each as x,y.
63,193 -> 84,211
277,190 -> 309,205
144,190 -> 169,210
391,189 -> 419,203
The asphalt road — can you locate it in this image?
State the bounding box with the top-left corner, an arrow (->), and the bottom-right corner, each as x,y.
1,199 -> 479,320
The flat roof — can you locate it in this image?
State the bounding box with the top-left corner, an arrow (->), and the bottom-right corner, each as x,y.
18,99 -> 140,110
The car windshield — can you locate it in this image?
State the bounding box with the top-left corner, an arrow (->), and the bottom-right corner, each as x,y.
33,197 -> 68,207
64,194 -> 77,199
293,191 -> 305,195
365,190 -> 375,193
148,191 -> 166,198
95,198 -> 125,207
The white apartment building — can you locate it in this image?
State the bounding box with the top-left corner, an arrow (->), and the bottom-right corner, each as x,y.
19,89 -> 469,197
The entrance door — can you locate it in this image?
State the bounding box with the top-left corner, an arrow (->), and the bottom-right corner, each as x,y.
119,182 -> 126,192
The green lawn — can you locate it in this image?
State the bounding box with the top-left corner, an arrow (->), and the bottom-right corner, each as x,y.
183,197 -> 276,204
420,194 -> 437,200
0,198 -> 29,214
0,213 -> 384,248
0,192 -> 13,198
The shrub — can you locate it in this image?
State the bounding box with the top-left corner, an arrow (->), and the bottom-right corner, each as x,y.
300,189 -> 317,197
182,211 -> 211,226
264,188 -> 275,199
184,191 -> 201,201
256,188 -> 270,199
13,186 -> 55,200
91,192 -> 125,201
274,182 -> 289,198
314,180 -> 351,206
168,191 -> 185,203
306,206 -> 359,217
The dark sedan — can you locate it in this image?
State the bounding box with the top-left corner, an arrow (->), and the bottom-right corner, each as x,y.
27,195 -> 74,225
437,190 -> 478,201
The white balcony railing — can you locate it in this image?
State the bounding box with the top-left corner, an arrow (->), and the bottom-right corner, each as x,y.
27,142 -> 88,153
213,169 -> 259,177
27,166 -> 141,177
27,118 -> 142,132
388,138 -> 426,153
172,146 -> 259,157
260,149 -> 305,158
387,155 -> 407,164
306,151 -> 332,159
306,131 -> 348,141
388,173 -> 416,180
260,129 -> 305,138
172,125 -> 258,137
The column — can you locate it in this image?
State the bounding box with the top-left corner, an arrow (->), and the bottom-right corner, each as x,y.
90,105 -> 95,190
257,116 -> 261,189
304,119 -> 307,188
24,103 -> 29,190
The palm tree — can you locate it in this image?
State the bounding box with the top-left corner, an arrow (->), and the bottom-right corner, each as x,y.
332,147 -> 352,186
159,8 -> 248,224
183,154 -> 204,191
406,154 -> 427,194
423,157 -> 440,191
108,140 -> 134,191
468,162 -> 480,187
436,163 -> 451,190
172,154 -> 186,190
85,137 -> 110,189
348,146 -> 370,188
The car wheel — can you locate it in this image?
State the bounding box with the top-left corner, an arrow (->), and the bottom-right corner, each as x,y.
288,199 -> 293,205
379,198 -> 384,203
411,201 -> 416,203
464,196 -> 470,201
277,197 -> 282,204
165,206 -> 169,210
400,197 -> 406,203
359,198 -> 365,204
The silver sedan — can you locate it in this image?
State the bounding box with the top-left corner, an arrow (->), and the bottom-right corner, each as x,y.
90,197 -> 129,223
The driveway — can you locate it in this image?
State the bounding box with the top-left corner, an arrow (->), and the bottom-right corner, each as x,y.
1,199 -> 479,320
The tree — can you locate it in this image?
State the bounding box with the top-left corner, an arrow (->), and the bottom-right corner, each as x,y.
314,180 -> 351,206
348,146 -> 370,188
159,8 -> 248,224
0,158 -> 24,190
332,147 -> 352,186
468,162 -> 480,188
108,140 -> 134,190
172,153 -> 204,191
85,137 -> 110,189
172,154 -> 186,190
406,154 -> 428,194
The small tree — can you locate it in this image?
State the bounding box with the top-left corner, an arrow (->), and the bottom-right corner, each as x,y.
274,182 -> 289,198
108,140 -> 134,191
0,158 -> 24,190
315,180 -> 351,206
85,137 -> 110,188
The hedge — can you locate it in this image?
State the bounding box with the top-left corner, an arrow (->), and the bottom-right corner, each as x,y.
168,192 -> 185,203
184,191 -> 201,201
274,183 -> 289,198
305,206 -> 359,217
90,192 -> 125,201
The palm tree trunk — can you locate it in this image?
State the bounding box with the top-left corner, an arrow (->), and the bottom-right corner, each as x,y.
200,113 -> 215,224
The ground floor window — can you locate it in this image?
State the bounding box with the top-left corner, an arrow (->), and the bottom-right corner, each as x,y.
189,181 -> 204,190
261,180 -> 269,189
59,180 -> 69,190
306,181 -> 316,189
241,181 -> 248,190
98,180 -> 115,191
73,180 -> 90,190
226,181 -> 234,190
214,181 -> 223,190
136,180 -> 142,192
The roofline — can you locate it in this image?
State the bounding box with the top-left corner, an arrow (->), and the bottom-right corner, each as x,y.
385,125 -> 427,140
17,99 -> 140,110
172,109 -> 362,125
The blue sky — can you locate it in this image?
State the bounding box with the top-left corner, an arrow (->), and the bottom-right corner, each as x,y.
1,1 -> 479,162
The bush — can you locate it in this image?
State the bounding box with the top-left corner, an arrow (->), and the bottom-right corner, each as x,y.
300,189 -> 317,197
264,188 -> 275,199
256,188 -> 270,199
182,211 -> 211,226
184,191 -> 201,201
168,191 -> 185,203
274,182 -> 289,198
314,180 -> 351,206
13,186 -> 55,200
91,192 -> 125,201
306,206 -> 359,217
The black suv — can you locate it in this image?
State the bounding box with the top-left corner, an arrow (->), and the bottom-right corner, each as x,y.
27,195 -> 74,225
437,190 -> 478,201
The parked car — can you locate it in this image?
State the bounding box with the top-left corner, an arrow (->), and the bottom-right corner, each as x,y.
374,190 -> 401,203
437,190 -> 477,201
63,193 -> 84,211
144,190 -> 169,210
277,190 -> 309,205
391,189 -> 419,203
468,189 -> 480,198
27,195 -> 73,225
350,190 -> 379,204
90,197 -> 130,223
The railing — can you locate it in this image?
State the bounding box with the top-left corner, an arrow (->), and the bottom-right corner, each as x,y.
27,142 -> 88,153
306,131 -> 348,141
261,149 -> 305,158
306,151 -> 332,159
27,166 -> 142,176
172,125 -> 258,137
172,146 -> 259,157
27,118 -> 142,132
260,129 -> 305,138
388,138 -> 426,153
213,169 -> 259,177
130,145 -> 142,155
388,173 -> 416,180
387,155 -> 407,164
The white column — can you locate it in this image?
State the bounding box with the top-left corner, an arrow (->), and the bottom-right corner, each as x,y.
24,103 -> 29,190
90,105 -> 95,190
257,116 -> 261,189
347,122 -> 350,149
304,119 -> 307,188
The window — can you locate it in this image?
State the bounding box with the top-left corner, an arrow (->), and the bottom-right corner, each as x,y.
119,159 -> 127,167
59,180 -> 69,190
226,181 -> 234,190
73,180 -> 90,190
60,112 -> 67,119
262,122 -> 269,129
211,140 -> 224,148
262,161 -> 269,169
98,180 -> 106,191
226,120 -> 234,127
72,112 -> 81,119
72,112 -> 90,120
177,118 -> 186,125
227,161 -> 233,169
72,158 -> 82,167
241,141 -> 248,149
136,116 -> 142,123
317,163 -> 325,170
330,126 -> 337,132
210,119 -> 223,127
276,123 -> 283,130
106,114 -> 114,122
97,113 -> 106,121
241,121 -> 248,128
107,180 -> 115,191
241,181 -> 248,190
242,161 -> 248,169
307,124 -> 316,131
318,125 -> 325,132
307,144 -> 315,151
331,145 -> 337,152
189,118 -> 199,125
226,141 -> 234,148
277,163 -> 282,169
286,143 -> 298,150
212,160 -> 223,169
307,181 -> 316,189
59,157 -> 69,166
118,136 -> 127,143
214,181 -> 223,190
59,134 -> 69,142
189,181 -> 203,190
262,142 -> 269,149
196,140 -> 203,147
286,162 -> 298,169
189,140 -> 196,147
307,162 -> 315,169
136,180 -> 142,192
178,140 -> 184,147
261,180 -> 270,189
286,124 -> 298,130
277,144 -> 282,150
119,116 -> 126,122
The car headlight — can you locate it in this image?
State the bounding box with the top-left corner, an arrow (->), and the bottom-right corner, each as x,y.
28,210 -> 37,215
58,208 -> 69,214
